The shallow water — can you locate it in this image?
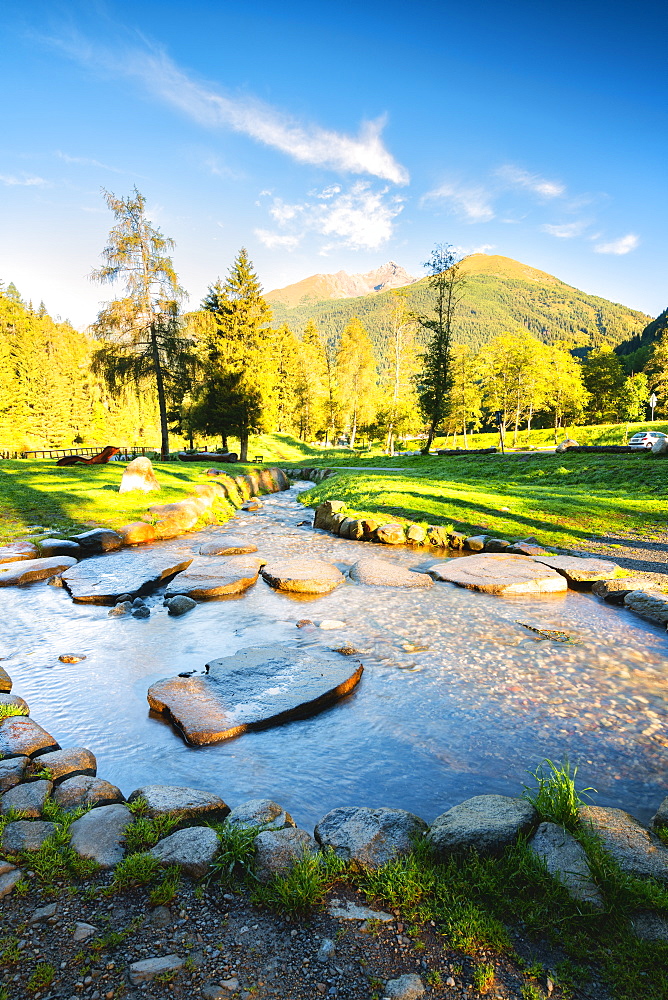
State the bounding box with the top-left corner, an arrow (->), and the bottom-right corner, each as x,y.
1,482 -> 667,829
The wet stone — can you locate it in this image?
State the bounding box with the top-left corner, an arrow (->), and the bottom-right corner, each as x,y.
315,806 -> 427,869
581,806 -> 668,884
53,775 -> 125,812
0,692 -> 29,714
0,716 -> 60,758
1,779 -> 53,818
69,803 -> 134,869
225,798 -> 296,831
592,577 -> 654,599
427,553 -> 568,595
37,538 -> 82,559
532,554 -> 619,585
1,820 -> 57,852
26,746 -> 96,784
0,664 -> 11,692
0,540 -> 40,564
71,528 -> 122,555
199,536 -> 259,556
127,784 -> 229,822
62,548 -> 194,604
147,644 -> 364,745
0,755 -> 29,792
0,555 -> 78,587
428,795 -> 537,856
165,594 -> 197,616
624,590 -> 668,625
165,556 -> 262,599
349,558 -> 433,588
260,558 -> 345,594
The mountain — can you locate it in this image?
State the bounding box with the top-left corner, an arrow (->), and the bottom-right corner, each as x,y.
267,254 -> 652,354
265,261 -> 416,308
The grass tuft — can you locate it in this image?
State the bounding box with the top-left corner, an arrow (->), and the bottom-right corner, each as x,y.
523,758 -> 595,830
252,848 -> 347,915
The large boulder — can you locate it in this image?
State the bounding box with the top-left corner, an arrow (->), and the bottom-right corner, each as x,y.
254,827 -> 318,883
148,644 -> 364,745
25,747 -> 96,784
71,529 -> 122,555
118,456 -> 161,493
199,537 -> 258,556
532,554 -> 619,585
375,523 -> 406,545
53,775 -> 125,812
349,558 -> 433,588
260,558 -> 345,595
0,756 -> 29,792
0,556 -> 78,587
427,554 -> 567,596
624,590 -> 668,625
1,779 -> 53,818
127,785 -> 229,822
1,820 -> 56,852
165,556 -> 262,599
0,717 -> 60,758
62,549 -> 193,604
314,806 -> 427,869
580,805 -> 668,883
529,822 -> 603,908
225,799 -> 296,831
69,803 -> 134,869
428,795 -> 536,856
150,826 -> 220,878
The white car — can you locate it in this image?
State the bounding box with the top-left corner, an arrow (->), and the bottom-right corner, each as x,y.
629,430 -> 667,449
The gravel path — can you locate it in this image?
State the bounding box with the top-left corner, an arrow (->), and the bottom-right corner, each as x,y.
574,532 -> 668,587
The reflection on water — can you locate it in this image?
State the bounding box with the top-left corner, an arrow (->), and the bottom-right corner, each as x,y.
1,482 -> 666,829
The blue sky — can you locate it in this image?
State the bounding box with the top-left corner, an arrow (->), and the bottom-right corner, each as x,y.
1,0 -> 666,327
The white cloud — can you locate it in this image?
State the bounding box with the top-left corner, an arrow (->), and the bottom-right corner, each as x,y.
497,164 -> 565,198
422,182 -> 495,223
254,230 -> 303,251
469,243 -> 496,254
0,173 -> 49,187
594,233 -> 640,255
55,151 -> 127,174
269,200 -> 302,225
542,220 -> 589,238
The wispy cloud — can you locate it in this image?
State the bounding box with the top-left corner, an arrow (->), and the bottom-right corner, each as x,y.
594,233 -> 640,255
0,173 -> 49,187
254,230 -> 302,251
55,151 -> 128,174
542,220 -> 589,239
497,164 -> 565,198
422,182 -> 495,223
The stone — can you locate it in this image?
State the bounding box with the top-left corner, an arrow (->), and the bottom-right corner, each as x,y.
132,605 -> 151,619
1,779 -> 53,818
128,955 -> 184,985
30,902 -> 58,923
199,537 -> 258,556
349,558 -> 433,589
147,502 -> 200,539
405,524 -> 426,545
71,528 -> 123,555
0,692 -> 29,715
0,555 -> 78,587
108,601 -> 131,616
165,556 -> 262,599
532,554 -> 619,585
314,501 -> 347,531
127,784 -> 229,822
0,717 -> 60,758
220,979 -> 240,993
316,937 -> 336,962
318,619 -> 347,630
384,973 -> 426,999
62,548 -> 193,604
58,653 -> 86,663
119,456 -> 161,493
69,803 -> 134,869
580,805 -> 668,883
0,664 -> 11,692
1,820 -> 56,852
150,826 -> 221,878
448,531 -> 467,549
427,554 -> 568,595
652,797 -> 668,832
426,526 -> 450,547
37,538 -> 82,559
507,541 -> 548,556
0,540 -> 39,564
314,806 -> 427,869
529,822 -> 603,908
117,521 -> 157,545
261,558 -> 345,594
428,795 -> 537,856
624,590 -> 668,625
243,500 -> 262,512
375,523 -> 406,545
254,827 -> 318,883
0,755 -> 29,792
148,645 -> 364,745
464,534 -> 488,552
556,438 -> 579,452
166,595 -> 197,616
202,984 -> 228,1000
630,912 -> 668,941
146,905 -> 172,927
592,577 -> 653,600
225,798 -> 296,831
72,922 -> 98,942
484,537 -> 511,552
327,899 -> 394,922
26,747 -> 96,784
337,517 -> 356,539
0,867 -> 22,898
53,775 -> 125,812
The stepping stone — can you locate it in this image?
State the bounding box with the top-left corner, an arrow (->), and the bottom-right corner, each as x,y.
254,827 -> 318,883
427,554 -> 568,595
26,747 -> 97,784
199,537 -> 259,556
1,820 -> 56,852
0,665 -> 11,692
69,803 -> 134,869
127,785 -> 229,822
427,795 -> 537,856
0,756 -> 29,792
532,554 -> 619,585
349,558 -> 433,588
529,821 -> 603,908
0,717 -> 60,758
37,538 -> 82,559
62,549 -> 193,604
225,798 -> 296,831
260,558 -> 345,594
150,826 -> 220,878
53,775 -> 125,812
315,806 -> 427,869
624,590 -> 668,625
1,779 -> 53,818
0,541 -> 39,564
581,805 -> 668,883
71,528 -> 122,554
165,556 -> 263,599
0,556 -> 78,587
148,644 -> 364,745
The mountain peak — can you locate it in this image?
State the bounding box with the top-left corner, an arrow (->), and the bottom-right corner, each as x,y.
266,261 -> 416,307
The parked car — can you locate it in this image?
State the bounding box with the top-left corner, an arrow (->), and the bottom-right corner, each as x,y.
629,430 -> 667,449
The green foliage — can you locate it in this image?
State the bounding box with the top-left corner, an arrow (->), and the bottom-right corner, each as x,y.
91,919 -> 141,952
0,703 -> 28,721
252,848 -> 347,915
523,758 -> 596,830
149,867 -> 181,906
0,936 -> 21,963
14,815 -> 99,889
27,962 -> 56,993
109,853 -> 161,889
207,822 -> 262,888
472,961 -> 496,992
123,812 -> 181,853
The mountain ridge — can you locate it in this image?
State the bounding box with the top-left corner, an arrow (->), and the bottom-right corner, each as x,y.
266,261 -> 416,307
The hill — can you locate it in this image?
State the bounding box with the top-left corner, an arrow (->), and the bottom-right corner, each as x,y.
265,261 -> 415,307
267,253 -> 651,353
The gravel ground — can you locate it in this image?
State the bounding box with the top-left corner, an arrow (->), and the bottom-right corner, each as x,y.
574,532 -> 668,587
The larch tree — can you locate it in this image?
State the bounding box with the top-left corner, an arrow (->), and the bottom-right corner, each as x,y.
378,294 -> 420,454
336,317 -> 377,448
295,319 -> 327,441
90,187 -> 191,459
547,344 -> 589,441
581,346 -> 626,423
447,343 -> 483,448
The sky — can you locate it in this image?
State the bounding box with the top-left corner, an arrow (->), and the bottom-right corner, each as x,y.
1,0 -> 666,328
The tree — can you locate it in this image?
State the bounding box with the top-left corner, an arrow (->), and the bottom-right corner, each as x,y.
619,372 -> 650,422
295,320 -> 327,441
335,317 -> 377,448
644,331 -> 668,415
90,187 -> 190,458
546,343 -> 589,441
446,344 -> 482,448
415,244 -> 466,453
377,294 -> 420,454
582,346 -> 626,423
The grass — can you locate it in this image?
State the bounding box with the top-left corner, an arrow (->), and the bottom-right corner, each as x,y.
207,822 -> 261,888
252,848 -> 347,915
26,962 -> 56,993
523,758 -> 596,831
122,812 -> 182,854
0,703 -> 29,721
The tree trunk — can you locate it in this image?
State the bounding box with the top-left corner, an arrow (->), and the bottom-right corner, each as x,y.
423,419 -> 436,454
150,324 -> 169,460
350,405 -> 358,449
222,433 -> 228,451
463,420 -> 468,449
239,428 -> 248,462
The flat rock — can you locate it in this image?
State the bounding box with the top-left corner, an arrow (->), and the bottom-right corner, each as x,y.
72,922 -> 98,942
349,558 -> 433,589
592,577 -> 654,598
652,797 -> 668,832
0,756 -> 29,792
384,973 -> 426,999
1,779 -> 53,818
53,775 -> 125,812
261,558 -> 345,594
529,821 -> 603,908
127,784 -> 229,822
165,556 -> 262,599
375,523 -> 406,545
71,528 -> 122,555
0,556 -> 78,587
26,747 -> 97,784
62,548 -> 193,604
0,540 -> 39,564
0,717 -> 60,758
580,805 -> 668,883
199,537 -> 258,556
428,795 -> 537,856
148,644 -> 363,745
0,665 -> 11,692
532,554 -> 619,584
1,820 -> 56,852
129,955 -> 184,985
624,590 -> 668,625
254,827 -> 318,883
0,867 -> 22,898
327,898 -> 394,922
150,826 -> 220,878
315,806 -> 427,869
427,554 -> 568,595
119,456 -> 161,493
225,798 -> 296,831
165,595 -> 197,616
69,803 -> 134,869
37,538 -> 82,559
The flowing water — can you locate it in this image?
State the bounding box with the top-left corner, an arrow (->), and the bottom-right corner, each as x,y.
1,482 -> 667,830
